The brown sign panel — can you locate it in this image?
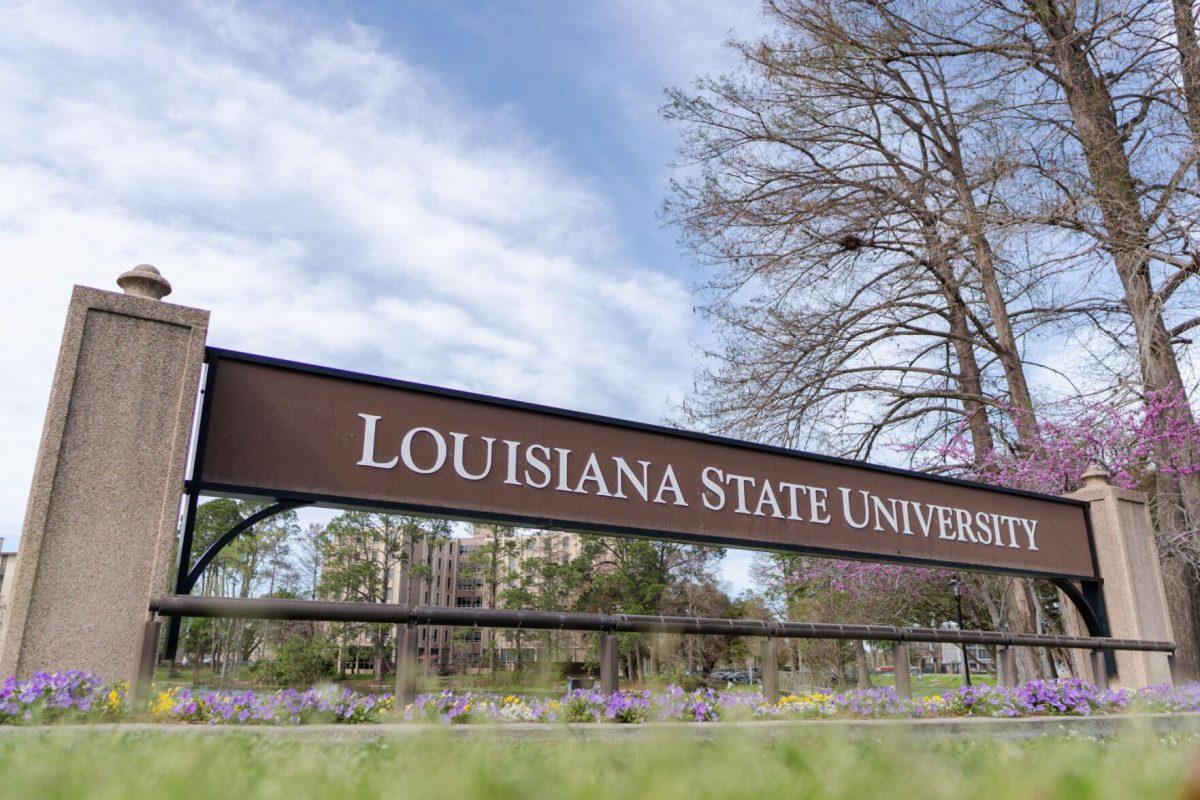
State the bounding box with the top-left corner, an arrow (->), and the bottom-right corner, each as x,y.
193,350 -> 1098,580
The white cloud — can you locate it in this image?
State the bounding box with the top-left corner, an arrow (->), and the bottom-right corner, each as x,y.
0,0 -> 699,540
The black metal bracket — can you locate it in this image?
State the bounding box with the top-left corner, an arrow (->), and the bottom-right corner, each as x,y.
163,496 -> 311,664
179,500 -> 310,594
1052,577 -> 1117,673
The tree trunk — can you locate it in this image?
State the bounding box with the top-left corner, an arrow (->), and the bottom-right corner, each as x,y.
1028,0 -> 1200,676
923,226 -> 995,459
373,631 -> 385,682
1171,0 -> 1200,182
943,143 -> 1040,442
1162,554 -> 1200,677
854,640 -> 873,689
1007,577 -> 1045,682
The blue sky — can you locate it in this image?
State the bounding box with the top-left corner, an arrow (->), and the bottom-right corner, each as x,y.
0,1 -> 766,589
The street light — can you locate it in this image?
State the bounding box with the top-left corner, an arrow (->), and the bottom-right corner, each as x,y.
951,577 -> 971,687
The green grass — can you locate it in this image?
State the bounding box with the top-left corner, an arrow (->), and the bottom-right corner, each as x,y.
868,672 -> 997,696
0,727 -> 1193,799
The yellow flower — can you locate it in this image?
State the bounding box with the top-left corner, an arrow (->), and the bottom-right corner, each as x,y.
150,688 -> 178,718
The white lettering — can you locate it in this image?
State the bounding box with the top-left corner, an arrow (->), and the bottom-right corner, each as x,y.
809,487 -> 831,524
400,427 -> 447,474
503,440 -> 521,486
974,511 -> 994,545
840,488 -> 871,530
653,465 -> 688,506
777,482 -> 808,521
936,506 -> 956,540
871,495 -> 900,533
727,473 -> 756,515
356,413 -> 398,469
1019,518 -> 1039,551
613,457 -> 650,501
555,448 -> 576,493
524,444 -> 552,488
701,467 -> 726,511
755,481 -> 784,518
449,432 -> 495,480
575,453 -> 613,497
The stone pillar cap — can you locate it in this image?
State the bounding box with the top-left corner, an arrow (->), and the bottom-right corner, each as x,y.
116,264 -> 172,300
1080,463 -> 1111,487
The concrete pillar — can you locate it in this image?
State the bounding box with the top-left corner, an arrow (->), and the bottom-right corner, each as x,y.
761,638 -> 780,703
131,616 -> 162,700
996,646 -> 1017,688
1069,466 -> 1174,688
599,633 -> 619,694
395,622 -> 418,704
0,269 -> 208,685
892,642 -> 911,698
1090,650 -> 1109,690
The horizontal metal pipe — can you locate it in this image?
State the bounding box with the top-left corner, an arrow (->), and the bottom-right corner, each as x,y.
148,595 -> 1175,653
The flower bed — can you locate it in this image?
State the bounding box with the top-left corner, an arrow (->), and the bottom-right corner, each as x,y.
3,673 -> 1200,725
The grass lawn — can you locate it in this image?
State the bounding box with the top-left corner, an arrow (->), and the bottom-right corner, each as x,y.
0,727 -> 1193,799
868,672 -> 997,696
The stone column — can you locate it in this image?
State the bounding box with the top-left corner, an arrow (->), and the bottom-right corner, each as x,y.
599,633 -> 619,694
0,267 -> 208,685
1068,466 -> 1174,688
394,622 -> 418,704
761,638 -> 780,703
891,642 -> 911,698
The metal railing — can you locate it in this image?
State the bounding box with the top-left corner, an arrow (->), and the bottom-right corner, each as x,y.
144,595 -> 1177,703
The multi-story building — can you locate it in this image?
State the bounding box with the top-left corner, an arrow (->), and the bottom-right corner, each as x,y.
333,533 -> 461,675
454,526 -> 588,670
328,525 -> 589,675
0,539 -> 17,633
392,534 -> 460,672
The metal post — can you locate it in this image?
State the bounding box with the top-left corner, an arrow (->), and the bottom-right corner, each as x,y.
1090,650 -> 1109,690
131,616 -> 162,701
892,641 -> 911,698
762,637 -> 780,704
600,633 -> 619,694
954,580 -> 971,686
394,621 -> 418,705
164,491 -> 200,671
996,646 -> 1016,688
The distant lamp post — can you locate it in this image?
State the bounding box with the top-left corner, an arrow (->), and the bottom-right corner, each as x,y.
951,577 -> 972,687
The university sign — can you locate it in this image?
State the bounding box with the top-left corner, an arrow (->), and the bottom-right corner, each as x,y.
193,349 -> 1098,580
0,275 -> 1177,695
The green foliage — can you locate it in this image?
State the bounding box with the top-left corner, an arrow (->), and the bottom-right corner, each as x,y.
250,634 -> 335,687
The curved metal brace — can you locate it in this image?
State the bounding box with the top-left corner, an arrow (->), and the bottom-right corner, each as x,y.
181,500 -> 311,594
1051,578 -> 1109,638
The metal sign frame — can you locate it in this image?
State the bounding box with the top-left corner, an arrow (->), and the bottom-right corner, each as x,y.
164,347 -> 1113,663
